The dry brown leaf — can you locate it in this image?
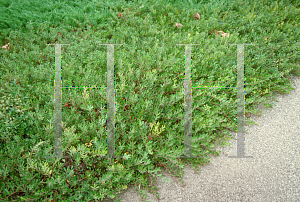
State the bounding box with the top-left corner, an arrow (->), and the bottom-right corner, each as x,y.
1,43 -> 10,50
216,30 -> 224,35
215,30 -> 230,38
194,13 -> 200,19
173,22 -> 183,28
221,32 -> 230,37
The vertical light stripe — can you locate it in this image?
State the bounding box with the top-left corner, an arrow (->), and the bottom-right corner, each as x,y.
107,44 -> 115,158
184,44 -> 193,158
236,44 -> 246,157
53,44 -> 63,159
228,43 -> 253,158
45,43 -> 68,160
98,43 -> 123,159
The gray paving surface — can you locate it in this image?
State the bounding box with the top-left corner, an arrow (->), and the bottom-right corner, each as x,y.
105,75 -> 300,202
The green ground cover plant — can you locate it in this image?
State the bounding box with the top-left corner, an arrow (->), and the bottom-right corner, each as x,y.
0,0 -> 299,201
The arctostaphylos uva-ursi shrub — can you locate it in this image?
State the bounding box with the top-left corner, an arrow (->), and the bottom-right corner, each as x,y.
0,80 -> 38,153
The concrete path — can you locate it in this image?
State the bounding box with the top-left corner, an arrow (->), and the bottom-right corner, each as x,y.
105,75 -> 300,202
